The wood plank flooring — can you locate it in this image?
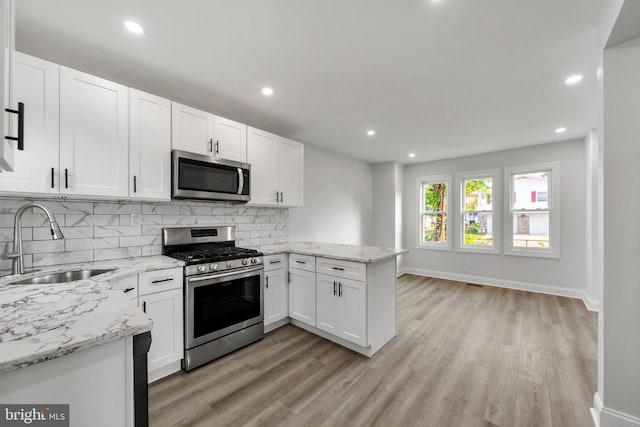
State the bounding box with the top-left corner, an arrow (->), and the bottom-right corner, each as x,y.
149,274 -> 597,427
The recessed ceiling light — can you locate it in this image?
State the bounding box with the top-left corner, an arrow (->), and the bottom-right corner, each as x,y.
124,20 -> 145,35
261,87 -> 274,96
409,153 -> 416,158
565,74 -> 583,85
367,130 -> 375,136
555,127 -> 567,133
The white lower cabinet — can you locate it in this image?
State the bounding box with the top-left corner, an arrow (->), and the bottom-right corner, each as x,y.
264,267 -> 288,326
138,267 -> 183,383
288,267 -> 316,326
316,273 -> 367,347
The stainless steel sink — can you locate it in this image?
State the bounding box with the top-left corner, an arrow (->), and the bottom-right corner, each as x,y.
8,268 -> 116,285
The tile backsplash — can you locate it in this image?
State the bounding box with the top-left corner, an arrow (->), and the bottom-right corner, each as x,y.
0,198 -> 288,273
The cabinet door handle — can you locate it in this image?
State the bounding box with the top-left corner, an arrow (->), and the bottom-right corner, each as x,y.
333,281 -> 337,296
51,168 -> 55,189
265,276 -> 269,288
339,282 -> 343,297
142,301 -> 147,313
209,139 -> 213,152
280,192 -> 283,204
288,271 -> 291,283
124,287 -> 135,293
276,191 -> 280,203
332,267 -> 345,271
151,277 -> 173,284
215,140 -> 220,155
64,169 -> 68,189
133,175 -> 137,193
4,102 -> 25,150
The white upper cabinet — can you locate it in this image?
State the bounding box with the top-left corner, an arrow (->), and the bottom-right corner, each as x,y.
59,67 -> 129,198
247,127 -> 304,207
213,115 -> 247,163
129,89 -> 171,200
277,138 -> 304,207
171,102 -> 213,156
0,53 -> 59,194
247,127 -> 279,205
0,0 -> 15,171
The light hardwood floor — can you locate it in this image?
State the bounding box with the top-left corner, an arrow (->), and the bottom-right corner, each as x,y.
149,274 -> 597,427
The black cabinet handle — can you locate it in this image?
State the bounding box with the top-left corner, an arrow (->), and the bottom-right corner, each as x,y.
142,301 -> 147,313
124,287 -> 135,293
288,271 -> 291,283
333,281 -> 337,296
151,277 -> 173,284
269,260 -> 281,265
209,139 -> 213,152
215,140 -> 219,154
64,169 -> 68,189
295,260 -> 306,264
339,283 -> 343,297
133,175 -> 137,193
276,191 -> 280,203
5,102 -> 24,150
51,168 -> 55,189
280,192 -> 283,203
265,276 -> 269,288
332,267 -> 345,271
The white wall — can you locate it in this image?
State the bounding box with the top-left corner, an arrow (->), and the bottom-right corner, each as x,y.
600,37 -> 640,422
402,139 -> 590,302
288,143 -> 372,245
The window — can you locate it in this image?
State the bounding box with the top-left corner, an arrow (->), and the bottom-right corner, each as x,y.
504,162 -> 560,258
417,175 -> 451,250
459,170 -> 499,252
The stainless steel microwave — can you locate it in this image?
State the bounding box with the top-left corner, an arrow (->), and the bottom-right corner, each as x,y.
172,150 -> 251,202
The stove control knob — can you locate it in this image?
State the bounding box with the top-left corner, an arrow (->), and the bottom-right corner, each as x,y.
242,259 -> 248,265
251,258 -> 258,264
209,264 -> 217,271
226,261 -> 233,268
198,265 -> 207,273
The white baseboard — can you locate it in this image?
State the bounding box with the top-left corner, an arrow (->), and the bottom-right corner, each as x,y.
593,392 -> 640,427
401,267 -> 599,312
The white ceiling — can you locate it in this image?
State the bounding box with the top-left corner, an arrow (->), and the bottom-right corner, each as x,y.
16,0 -> 612,164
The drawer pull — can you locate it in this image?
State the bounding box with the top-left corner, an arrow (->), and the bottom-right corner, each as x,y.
339,282 -> 343,297
332,267 -> 345,271
151,277 -> 173,284
333,281 -> 337,296
295,260 -> 306,264
124,287 -> 135,293
269,260 -> 282,264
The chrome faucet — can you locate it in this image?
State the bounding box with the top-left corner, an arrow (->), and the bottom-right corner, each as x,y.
5,203 -> 64,275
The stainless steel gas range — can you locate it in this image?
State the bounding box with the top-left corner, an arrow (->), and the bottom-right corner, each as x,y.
162,226 -> 264,371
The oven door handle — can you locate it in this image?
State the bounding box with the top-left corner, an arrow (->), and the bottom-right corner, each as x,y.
237,168 -> 244,195
187,266 -> 263,283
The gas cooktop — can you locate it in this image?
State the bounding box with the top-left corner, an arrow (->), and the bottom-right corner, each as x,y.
169,247 -> 261,265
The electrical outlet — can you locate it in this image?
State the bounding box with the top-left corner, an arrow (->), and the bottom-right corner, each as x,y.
465,257 -> 473,266
131,213 -> 140,225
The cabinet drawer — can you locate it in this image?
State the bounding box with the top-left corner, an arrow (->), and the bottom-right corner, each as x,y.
316,257 -> 366,282
264,253 -> 287,272
112,274 -> 138,299
139,267 -> 183,295
289,253 -> 315,272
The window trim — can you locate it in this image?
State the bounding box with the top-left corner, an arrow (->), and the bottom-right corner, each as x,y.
457,169 -> 500,254
416,174 -> 452,251
504,161 -> 560,258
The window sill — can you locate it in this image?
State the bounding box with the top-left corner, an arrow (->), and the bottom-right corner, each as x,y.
458,246 -> 500,255
504,248 -> 559,259
416,244 -> 452,252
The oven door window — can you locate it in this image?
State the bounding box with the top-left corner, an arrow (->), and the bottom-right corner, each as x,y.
178,157 -> 240,195
193,274 -> 261,339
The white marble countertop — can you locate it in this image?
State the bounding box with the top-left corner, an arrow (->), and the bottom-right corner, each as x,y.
0,255 -> 184,375
254,242 -> 409,263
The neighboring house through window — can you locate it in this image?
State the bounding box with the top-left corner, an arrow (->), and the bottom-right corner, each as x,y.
417,174 -> 451,250
504,162 -> 560,258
